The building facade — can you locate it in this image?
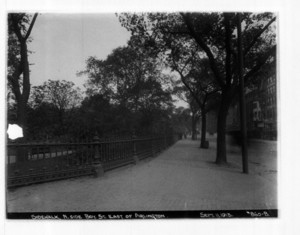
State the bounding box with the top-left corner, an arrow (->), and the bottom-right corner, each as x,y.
226,72 -> 277,140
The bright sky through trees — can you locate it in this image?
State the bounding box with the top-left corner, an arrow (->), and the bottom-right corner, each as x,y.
28,13 -> 131,88
27,13 -> 187,107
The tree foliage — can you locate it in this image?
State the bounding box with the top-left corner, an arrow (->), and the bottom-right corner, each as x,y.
78,42 -> 175,135
79,45 -> 173,112
118,12 -> 276,163
26,80 -> 83,140
30,80 -> 83,111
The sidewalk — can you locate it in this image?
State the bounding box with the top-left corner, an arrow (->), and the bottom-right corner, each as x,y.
206,135 -> 277,181
7,139 -> 277,212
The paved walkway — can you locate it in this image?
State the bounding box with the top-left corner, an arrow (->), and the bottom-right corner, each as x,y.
7,139 -> 277,212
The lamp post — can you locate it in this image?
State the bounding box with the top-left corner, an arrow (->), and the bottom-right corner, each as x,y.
237,13 -> 249,174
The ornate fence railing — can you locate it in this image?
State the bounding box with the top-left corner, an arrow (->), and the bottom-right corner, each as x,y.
6,134 -> 178,188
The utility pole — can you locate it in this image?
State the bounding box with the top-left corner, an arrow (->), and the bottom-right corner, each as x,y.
237,13 -> 249,174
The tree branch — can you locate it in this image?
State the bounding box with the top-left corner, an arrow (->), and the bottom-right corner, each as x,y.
174,66 -> 203,108
207,88 -> 221,96
170,47 -> 193,75
180,13 -> 225,88
11,15 -> 24,42
25,13 -> 38,40
244,16 -> 276,56
244,45 -> 276,84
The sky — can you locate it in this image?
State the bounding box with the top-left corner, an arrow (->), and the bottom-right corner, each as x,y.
28,13 -> 131,88
27,13 -> 188,107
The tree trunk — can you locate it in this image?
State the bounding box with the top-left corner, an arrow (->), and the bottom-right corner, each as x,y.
13,42 -> 30,139
200,109 -> 207,148
15,97 -> 29,162
191,114 -> 197,140
16,99 -> 27,133
215,92 -> 231,165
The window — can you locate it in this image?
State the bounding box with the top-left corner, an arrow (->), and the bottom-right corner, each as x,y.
271,109 -> 273,118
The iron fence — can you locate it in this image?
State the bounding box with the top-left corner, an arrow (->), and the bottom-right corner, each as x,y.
7,134 -> 178,188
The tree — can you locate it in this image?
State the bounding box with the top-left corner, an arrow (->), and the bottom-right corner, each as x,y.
172,83 -> 199,140
30,80 -> 83,136
31,80 -> 82,110
189,98 -> 200,140
7,13 -> 38,136
79,43 -> 174,134
170,52 -> 220,146
119,12 -> 276,164
26,102 -> 58,140
80,45 -> 169,111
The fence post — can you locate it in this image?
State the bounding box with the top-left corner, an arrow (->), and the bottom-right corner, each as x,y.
93,134 -> 104,177
132,131 -> 139,164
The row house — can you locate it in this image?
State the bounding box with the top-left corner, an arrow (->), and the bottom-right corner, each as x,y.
206,70 -> 277,140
